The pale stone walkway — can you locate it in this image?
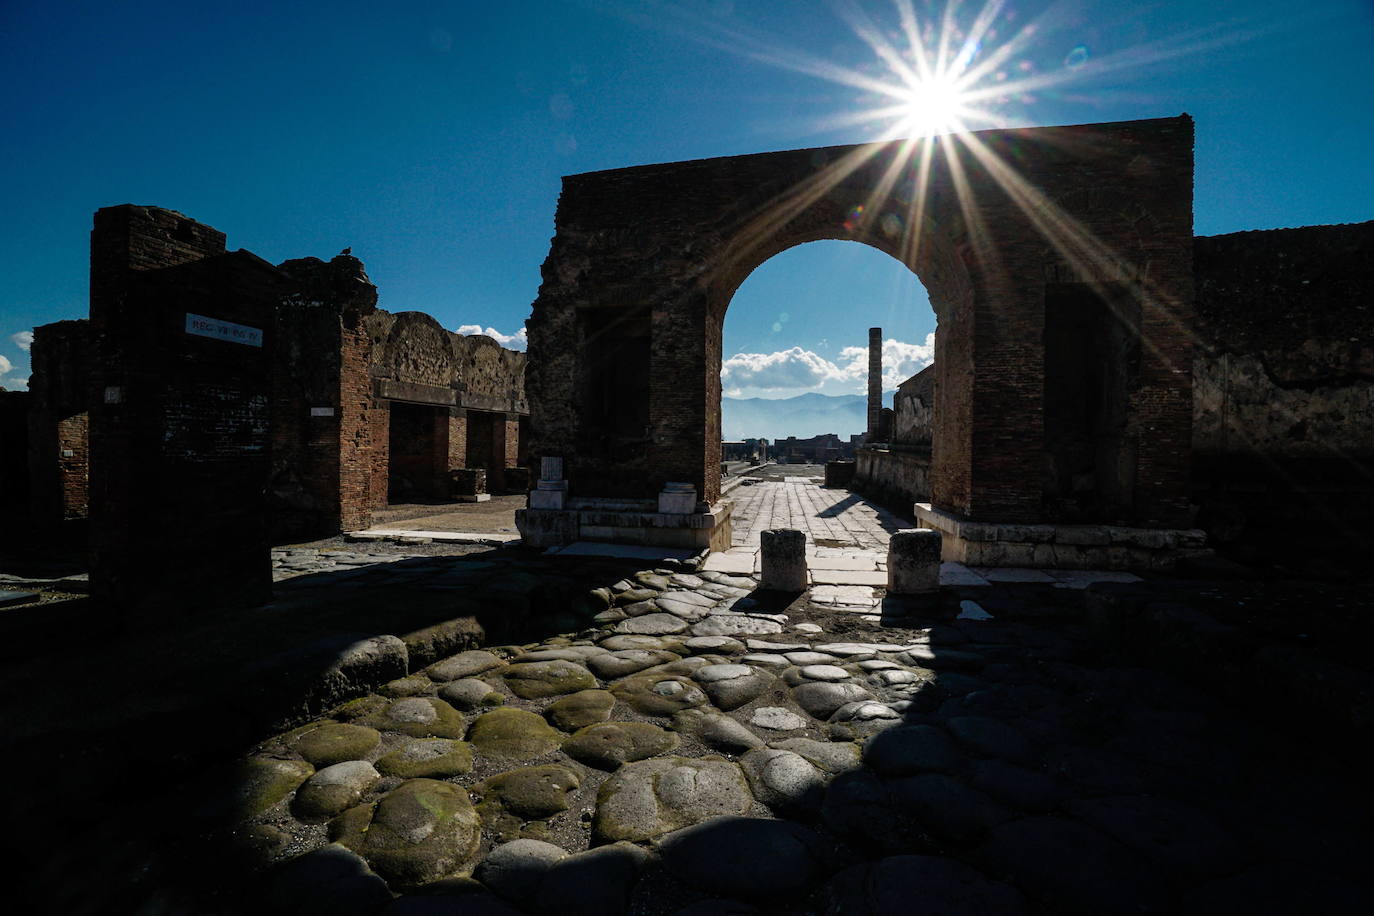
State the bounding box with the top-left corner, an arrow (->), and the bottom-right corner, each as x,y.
728,478 -> 908,551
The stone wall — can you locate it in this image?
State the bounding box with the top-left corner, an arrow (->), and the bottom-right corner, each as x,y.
525,115 -> 1196,529
1192,221 -> 1374,559
892,365 -> 934,447
88,206 -> 279,621
25,320 -> 91,537
854,446 -> 932,509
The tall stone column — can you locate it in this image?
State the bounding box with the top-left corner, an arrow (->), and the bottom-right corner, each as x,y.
867,327 -> 882,440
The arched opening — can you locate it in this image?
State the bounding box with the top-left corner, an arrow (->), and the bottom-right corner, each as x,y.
716,240 -> 937,486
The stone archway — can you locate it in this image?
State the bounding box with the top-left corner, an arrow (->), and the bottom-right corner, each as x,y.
520,115 -> 1197,552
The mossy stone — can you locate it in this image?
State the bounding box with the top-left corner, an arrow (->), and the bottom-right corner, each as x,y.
592,757 -> 753,844
478,758 -> 579,823
292,761 -> 381,822
467,708 -> 563,760
502,660 -> 598,700
375,738 -> 474,779
291,722 -> 382,768
379,675 -> 432,698
333,695 -> 388,722
364,697 -> 467,738
331,779 -> 481,888
611,674 -> 710,717
233,757 -> 314,820
544,689 -> 616,731
563,722 -> 680,770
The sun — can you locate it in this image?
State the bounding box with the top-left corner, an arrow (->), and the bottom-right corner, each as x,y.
893,73 -> 970,137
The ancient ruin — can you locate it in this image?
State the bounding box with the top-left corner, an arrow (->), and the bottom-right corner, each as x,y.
5,205 -> 529,617
519,116 -> 1198,564
2,117 -> 1370,916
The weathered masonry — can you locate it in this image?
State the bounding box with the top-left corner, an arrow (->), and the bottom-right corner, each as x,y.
17,205 -> 528,614
520,115 -> 1198,560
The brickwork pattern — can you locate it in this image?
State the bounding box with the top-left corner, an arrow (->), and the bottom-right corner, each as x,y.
525,116 -> 1196,529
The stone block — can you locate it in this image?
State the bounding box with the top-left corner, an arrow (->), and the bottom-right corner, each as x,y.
529,488 -> 567,510
540,457 -> 564,480
1056,526 -> 1111,546
515,508 -> 579,547
760,528 -> 807,592
887,529 -> 942,595
658,483 -> 698,515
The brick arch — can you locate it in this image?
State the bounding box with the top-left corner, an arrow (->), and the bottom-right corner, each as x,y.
522,116 -> 1197,548
704,219 -> 975,512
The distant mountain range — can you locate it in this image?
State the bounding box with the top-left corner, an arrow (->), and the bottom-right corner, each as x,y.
722,391 -> 894,441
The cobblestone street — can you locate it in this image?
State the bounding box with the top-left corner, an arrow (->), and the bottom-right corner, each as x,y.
12,511 -> 1364,915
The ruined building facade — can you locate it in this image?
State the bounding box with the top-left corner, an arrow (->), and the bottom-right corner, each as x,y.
14,206 -> 528,565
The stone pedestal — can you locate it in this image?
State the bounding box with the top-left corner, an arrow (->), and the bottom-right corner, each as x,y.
658,482 -> 697,515
760,528 -> 807,592
887,529 -> 942,595
530,456 -> 567,510
452,468 -> 491,503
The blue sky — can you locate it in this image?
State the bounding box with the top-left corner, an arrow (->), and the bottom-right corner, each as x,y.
2,0 -> 1372,394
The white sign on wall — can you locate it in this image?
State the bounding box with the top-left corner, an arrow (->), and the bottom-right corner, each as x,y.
310,407 -> 335,417
185,313 -> 263,347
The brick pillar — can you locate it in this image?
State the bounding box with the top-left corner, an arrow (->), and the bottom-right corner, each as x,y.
867,327 -> 882,440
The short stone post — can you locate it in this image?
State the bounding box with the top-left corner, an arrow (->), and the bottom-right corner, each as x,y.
887,529 -> 942,594
530,456 -> 568,509
760,528 -> 807,591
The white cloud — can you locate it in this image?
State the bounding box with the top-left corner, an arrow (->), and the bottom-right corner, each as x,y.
720,347 -> 848,394
0,355 -> 11,375
837,333 -> 935,391
456,324 -> 527,351
10,331 -> 33,351
1,375 -> 28,391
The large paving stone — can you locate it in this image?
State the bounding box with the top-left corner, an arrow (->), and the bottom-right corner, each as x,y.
966,759 -> 1070,813
467,708 -> 564,760
588,648 -> 682,679
975,816 -> 1169,915
693,664 -> 775,710
502,660 -> 598,699
616,613 -> 690,635
825,855 -> 1024,916
364,697 -> 467,739
792,681 -> 872,719
740,748 -> 825,814
265,844 -> 392,916
751,706 -> 808,731
543,689 -> 616,731
820,769 -> 915,854
476,765 -> 581,839
563,721 -> 680,769
290,723 -> 381,768
437,678 -> 505,711
474,839 -> 566,905
232,757 -> 314,819
292,760 -> 381,822
656,816 -> 826,902
673,708 -> 766,752
770,737 -> 861,773
862,725 -> 961,776
946,716 -> 1035,762
611,674 -> 710,716
598,634 -> 685,652
331,779 -> 481,888
428,650 -> 506,682
690,616 -> 784,637
593,757 -> 753,843
885,772 -> 1010,841
374,738 -> 474,779
531,842 -> 651,916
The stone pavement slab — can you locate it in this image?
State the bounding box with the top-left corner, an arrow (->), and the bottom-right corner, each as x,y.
0,589 -> 40,608
810,569 -> 888,586
352,529 -> 522,544
545,542 -> 699,561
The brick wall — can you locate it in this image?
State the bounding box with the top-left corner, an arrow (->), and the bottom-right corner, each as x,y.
26,319 -> 92,537
524,116 -> 1195,528
1191,221 -> 1374,550
88,207 -> 278,621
